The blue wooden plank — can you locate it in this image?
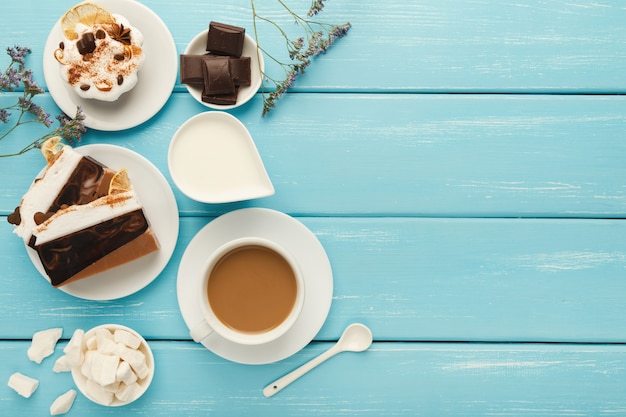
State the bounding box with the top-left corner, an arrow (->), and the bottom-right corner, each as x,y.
2,0 -> 626,415
2,93 -> 626,217
1,216 -> 625,343
2,340 -> 625,416
2,0 -> 626,93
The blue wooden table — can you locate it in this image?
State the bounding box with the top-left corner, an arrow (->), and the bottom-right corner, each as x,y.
2,0 -> 626,415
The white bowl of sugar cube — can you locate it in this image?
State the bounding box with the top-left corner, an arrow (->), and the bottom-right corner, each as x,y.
68,324 -> 154,406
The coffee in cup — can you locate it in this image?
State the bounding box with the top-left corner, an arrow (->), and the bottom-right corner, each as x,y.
190,237 -> 304,345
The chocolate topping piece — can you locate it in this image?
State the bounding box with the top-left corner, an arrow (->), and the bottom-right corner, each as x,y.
202,89 -> 239,105
34,211 -> 55,226
7,206 -> 21,226
179,54 -> 205,85
202,56 -> 235,96
229,57 -> 251,86
51,156 -> 108,211
76,32 -> 96,55
206,21 -> 245,58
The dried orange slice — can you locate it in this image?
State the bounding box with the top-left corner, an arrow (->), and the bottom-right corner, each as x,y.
108,168 -> 132,195
61,2 -> 115,41
40,136 -> 65,164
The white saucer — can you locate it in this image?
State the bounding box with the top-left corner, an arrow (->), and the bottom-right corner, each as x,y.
183,31 -> 264,110
176,208 -> 333,364
26,144 -> 179,300
42,0 -> 178,130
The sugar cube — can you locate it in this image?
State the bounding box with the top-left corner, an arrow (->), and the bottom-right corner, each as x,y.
115,382 -> 141,402
116,360 -> 137,385
80,350 -> 96,380
27,327 -> 63,364
7,372 -> 39,398
95,328 -> 113,349
63,328 -> 84,367
85,379 -> 114,406
85,334 -> 97,351
114,329 -> 141,349
88,351 -> 120,386
53,355 -> 71,373
50,389 -> 76,415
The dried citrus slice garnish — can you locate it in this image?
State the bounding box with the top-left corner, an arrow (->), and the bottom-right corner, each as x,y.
61,2 -> 115,41
108,168 -> 132,195
40,136 -> 65,164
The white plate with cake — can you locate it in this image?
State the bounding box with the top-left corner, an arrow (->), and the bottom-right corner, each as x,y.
43,0 -> 177,130
14,143 -> 179,300
176,208 -> 333,364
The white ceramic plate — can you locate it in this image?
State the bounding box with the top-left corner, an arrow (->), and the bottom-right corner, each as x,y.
26,144 -> 179,300
72,324 -> 155,406
176,208 -> 333,364
168,111 -> 274,203
42,0 -> 178,130
184,31 -> 264,109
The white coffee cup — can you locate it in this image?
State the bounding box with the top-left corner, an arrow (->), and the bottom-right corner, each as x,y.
190,237 -> 304,345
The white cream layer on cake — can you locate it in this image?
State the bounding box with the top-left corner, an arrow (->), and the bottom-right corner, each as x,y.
32,190 -> 142,245
13,148 -> 83,243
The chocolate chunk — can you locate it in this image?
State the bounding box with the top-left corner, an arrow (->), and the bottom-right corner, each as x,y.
202,87 -> 239,105
202,56 -> 235,96
76,32 -> 96,55
179,54 -> 205,85
229,57 -> 251,86
7,206 -> 21,225
206,21 -> 245,58
34,211 -> 54,226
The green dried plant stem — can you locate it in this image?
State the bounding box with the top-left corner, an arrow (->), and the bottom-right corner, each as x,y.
0,139 -> 45,158
250,0 -> 350,115
0,109 -> 38,142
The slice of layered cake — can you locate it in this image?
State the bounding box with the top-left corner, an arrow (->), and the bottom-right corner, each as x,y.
8,138 -> 159,287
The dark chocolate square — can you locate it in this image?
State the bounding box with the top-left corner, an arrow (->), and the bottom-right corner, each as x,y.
202,55 -> 235,96
179,54 -> 205,85
229,57 -> 251,86
202,87 -> 239,105
206,21 -> 245,58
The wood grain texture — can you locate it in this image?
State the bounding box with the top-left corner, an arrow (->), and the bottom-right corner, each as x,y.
1,216 -> 625,343
2,0 -> 626,92
1,340 -> 625,416
1,0 -> 625,416
1,93 -> 626,217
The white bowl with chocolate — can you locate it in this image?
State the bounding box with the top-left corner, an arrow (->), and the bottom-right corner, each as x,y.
181,21 -> 264,109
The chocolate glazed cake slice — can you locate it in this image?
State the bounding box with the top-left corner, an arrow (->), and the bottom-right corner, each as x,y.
29,190 -> 159,287
8,139 -> 160,287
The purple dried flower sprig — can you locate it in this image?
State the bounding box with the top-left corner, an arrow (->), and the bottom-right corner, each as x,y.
251,0 -> 351,116
0,46 -> 86,158
307,0 -> 326,17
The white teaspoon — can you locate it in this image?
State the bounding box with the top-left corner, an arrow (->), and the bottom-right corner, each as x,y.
263,323 -> 373,398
